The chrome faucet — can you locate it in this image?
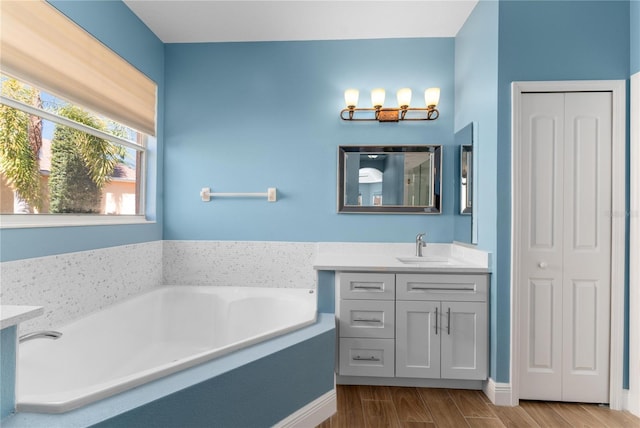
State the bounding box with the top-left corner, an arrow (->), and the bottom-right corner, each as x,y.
415,232 -> 426,257
19,330 -> 62,343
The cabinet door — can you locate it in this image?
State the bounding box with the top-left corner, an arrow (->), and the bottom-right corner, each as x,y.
440,301 -> 487,380
396,301 -> 440,378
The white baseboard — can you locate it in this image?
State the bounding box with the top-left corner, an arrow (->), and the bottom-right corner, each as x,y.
275,389 -> 337,428
484,378 -> 516,406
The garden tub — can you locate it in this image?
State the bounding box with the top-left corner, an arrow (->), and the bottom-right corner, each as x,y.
16,285 -> 317,414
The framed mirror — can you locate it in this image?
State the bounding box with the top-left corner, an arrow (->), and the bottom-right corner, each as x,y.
454,122 -> 478,244
460,144 -> 472,214
337,145 -> 441,214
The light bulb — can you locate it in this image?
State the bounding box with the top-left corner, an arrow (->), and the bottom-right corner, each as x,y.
425,87 -> 440,108
371,88 -> 385,108
344,89 -> 359,108
397,88 -> 412,108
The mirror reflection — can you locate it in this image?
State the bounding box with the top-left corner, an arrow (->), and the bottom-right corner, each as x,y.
454,122 -> 477,244
338,145 -> 441,214
460,144 -> 472,214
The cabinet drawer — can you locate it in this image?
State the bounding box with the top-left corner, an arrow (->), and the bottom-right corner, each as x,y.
338,338 -> 395,377
339,300 -> 395,339
338,272 -> 395,300
396,274 -> 488,302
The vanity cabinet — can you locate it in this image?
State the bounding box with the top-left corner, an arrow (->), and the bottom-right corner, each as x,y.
337,273 -> 395,377
336,272 -> 488,383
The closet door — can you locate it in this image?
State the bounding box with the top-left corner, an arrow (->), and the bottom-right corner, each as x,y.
518,92 -> 612,403
518,92 -> 565,401
560,92 -> 611,402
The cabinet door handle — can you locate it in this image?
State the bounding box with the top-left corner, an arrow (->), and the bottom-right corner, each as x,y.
447,307 -> 451,335
353,318 -> 382,323
353,355 -> 381,362
410,286 -> 475,292
353,284 -> 383,290
435,306 -> 438,335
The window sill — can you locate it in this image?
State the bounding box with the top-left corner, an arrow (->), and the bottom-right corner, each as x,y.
0,215 -> 154,229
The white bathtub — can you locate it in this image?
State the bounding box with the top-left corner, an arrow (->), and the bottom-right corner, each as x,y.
16,286 -> 317,414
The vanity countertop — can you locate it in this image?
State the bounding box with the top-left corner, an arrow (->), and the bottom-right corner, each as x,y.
1,305 -> 43,330
313,242 -> 490,274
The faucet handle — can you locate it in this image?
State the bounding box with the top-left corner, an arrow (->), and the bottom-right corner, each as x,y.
416,232 -> 426,241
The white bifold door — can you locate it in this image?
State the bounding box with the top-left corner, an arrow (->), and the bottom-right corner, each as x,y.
517,92 -> 612,403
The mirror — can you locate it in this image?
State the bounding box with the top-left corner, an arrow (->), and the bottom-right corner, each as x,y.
338,145 -> 441,214
460,144 -> 472,214
454,122 -> 478,244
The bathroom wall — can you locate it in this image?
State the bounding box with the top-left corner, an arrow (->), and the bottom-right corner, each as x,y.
494,0 -> 631,385
632,0 -> 640,74
163,38 -> 456,244
453,0 -> 500,380
0,0 -> 165,263
0,241 -> 163,332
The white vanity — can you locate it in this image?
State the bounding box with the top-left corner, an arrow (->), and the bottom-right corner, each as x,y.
314,242 -> 490,389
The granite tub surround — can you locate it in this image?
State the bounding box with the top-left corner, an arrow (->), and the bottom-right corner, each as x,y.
0,241 -> 163,333
314,242 -> 490,273
0,306 -> 43,330
163,240 -> 317,288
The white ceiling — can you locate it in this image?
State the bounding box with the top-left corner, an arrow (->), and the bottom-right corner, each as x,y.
123,1 -> 479,43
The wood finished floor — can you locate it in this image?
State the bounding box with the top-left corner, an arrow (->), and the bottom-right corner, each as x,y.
316,385 -> 640,428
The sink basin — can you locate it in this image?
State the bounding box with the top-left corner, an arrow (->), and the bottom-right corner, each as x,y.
396,256 -> 452,264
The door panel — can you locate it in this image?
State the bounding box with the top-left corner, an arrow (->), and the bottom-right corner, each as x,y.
396,301 -> 439,378
519,93 -> 564,401
518,91 -> 611,403
441,301 -> 487,380
530,114 -> 559,249
528,279 -> 556,371
561,92 -> 611,403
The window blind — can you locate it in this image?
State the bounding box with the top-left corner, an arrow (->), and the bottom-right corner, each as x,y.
0,0 -> 157,136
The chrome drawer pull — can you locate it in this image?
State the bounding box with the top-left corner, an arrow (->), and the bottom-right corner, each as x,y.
409,286 -> 475,291
353,284 -> 383,290
353,355 -> 381,361
435,306 -> 438,335
353,318 -> 382,323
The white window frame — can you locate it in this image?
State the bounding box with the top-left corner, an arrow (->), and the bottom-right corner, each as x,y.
0,95 -> 152,229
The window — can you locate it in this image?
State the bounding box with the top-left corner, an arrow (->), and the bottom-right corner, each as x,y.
0,76 -> 147,222
0,0 -> 157,227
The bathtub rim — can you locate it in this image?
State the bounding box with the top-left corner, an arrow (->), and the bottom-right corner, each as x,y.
16,285 -> 318,414
5,313 -> 334,427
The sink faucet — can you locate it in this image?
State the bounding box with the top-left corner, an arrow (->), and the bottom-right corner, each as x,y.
415,233 -> 426,257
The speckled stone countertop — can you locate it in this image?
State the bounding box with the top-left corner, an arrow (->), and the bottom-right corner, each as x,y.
1,306 -> 43,329
313,242 -> 490,274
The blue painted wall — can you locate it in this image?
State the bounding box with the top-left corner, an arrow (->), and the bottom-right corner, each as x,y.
632,0 -> 640,74
454,0 -> 500,378
493,0 -> 630,384
0,0 -> 165,262
163,38 -> 456,243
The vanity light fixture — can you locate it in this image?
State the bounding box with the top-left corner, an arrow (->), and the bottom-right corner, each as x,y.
340,87 -> 440,122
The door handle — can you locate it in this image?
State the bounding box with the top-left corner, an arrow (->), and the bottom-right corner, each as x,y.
435,306 -> 438,335
538,261 -> 548,269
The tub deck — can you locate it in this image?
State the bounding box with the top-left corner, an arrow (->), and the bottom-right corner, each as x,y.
4,313 -> 335,428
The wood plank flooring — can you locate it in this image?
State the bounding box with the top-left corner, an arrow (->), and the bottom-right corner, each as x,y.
316,385 -> 640,428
